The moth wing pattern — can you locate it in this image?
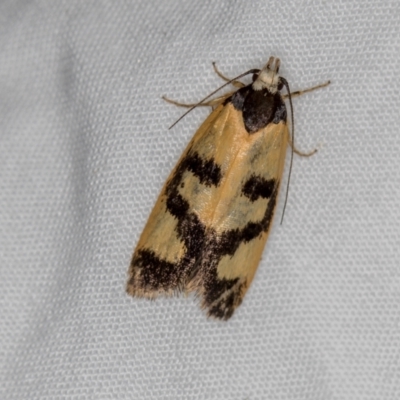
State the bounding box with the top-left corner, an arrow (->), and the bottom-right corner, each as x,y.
127,93 -> 289,319
125,56 -> 326,320
127,103 -> 228,298
190,115 -> 289,319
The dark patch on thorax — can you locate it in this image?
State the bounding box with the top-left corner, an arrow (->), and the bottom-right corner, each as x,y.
226,85 -> 287,134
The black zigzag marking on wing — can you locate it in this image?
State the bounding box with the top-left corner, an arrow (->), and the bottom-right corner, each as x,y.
218,186 -> 278,255
130,212 -> 206,293
242,174 -> 276,202
200,186 -> 279,319
130,151 -> 213,292
207,281 -> 247,320
186,152 -> 222,187
130,249 -> 181,291
131,148 -> 280,319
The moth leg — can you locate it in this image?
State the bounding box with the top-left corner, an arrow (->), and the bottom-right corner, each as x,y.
287,130 -> 318,157
283,80 -> 330,100
212,62 -> 245,88
162,92 -> 235,108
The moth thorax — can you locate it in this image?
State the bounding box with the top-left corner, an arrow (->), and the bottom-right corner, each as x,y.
252,57 -> 281,94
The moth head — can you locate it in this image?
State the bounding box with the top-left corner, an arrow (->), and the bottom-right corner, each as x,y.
252,56 -> 283,94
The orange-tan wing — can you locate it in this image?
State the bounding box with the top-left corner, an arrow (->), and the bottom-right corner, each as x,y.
185,103 -> 288,319
127,103 -> 228,298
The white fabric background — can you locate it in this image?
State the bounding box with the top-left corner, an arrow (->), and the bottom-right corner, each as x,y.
1,1 -> 399,399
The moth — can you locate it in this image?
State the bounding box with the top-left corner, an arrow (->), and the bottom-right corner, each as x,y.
127,57 -> 329,320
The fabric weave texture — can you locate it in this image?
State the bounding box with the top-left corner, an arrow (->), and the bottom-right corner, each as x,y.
1,1 -> 399,399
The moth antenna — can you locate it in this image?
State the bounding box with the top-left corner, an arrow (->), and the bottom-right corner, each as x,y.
168,68 -> 260,129
280,77 -> 294,225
